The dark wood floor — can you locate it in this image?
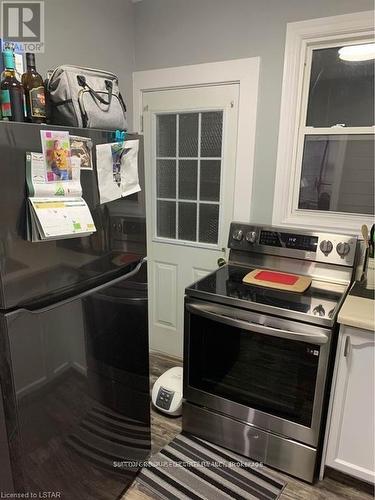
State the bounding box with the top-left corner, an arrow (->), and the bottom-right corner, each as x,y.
17,369 -> 145,500
124,352 -> 374,500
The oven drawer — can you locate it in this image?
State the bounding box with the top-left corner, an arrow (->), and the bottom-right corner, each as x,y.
184,298 -> 334,447
182,401 -> 317,483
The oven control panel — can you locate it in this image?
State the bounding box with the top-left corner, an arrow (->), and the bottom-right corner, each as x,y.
228,223 -> 357,266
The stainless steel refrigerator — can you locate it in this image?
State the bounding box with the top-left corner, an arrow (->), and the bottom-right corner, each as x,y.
0,122 -> 150,499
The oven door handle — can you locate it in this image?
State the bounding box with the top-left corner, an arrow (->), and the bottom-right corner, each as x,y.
186,303 -> 329,345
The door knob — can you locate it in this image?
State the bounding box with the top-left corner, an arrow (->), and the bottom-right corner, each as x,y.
217,258 -> 226,267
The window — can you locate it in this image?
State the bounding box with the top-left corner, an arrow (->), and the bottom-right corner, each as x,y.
273,12 -> 375,232
298,43 -> 374,215
298,134 -> 373,214
155,111 -> 223,245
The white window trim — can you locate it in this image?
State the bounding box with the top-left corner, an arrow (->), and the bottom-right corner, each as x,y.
133,57 -> 260,222
273,11 -> 375,235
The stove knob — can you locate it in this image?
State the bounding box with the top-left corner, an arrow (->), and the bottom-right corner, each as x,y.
319,240 -> 333,256
232,229 -> 243,241
245,231 -> 257,244
336,242 -> 350,258
313,304 -> 325,317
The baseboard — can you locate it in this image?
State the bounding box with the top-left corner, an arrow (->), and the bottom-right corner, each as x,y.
325,466 -> 374,495
149,349 -> 183,364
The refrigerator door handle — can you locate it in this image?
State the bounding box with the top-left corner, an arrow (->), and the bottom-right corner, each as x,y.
10,257 -> 147,317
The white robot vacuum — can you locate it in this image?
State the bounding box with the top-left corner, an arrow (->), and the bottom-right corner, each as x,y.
152,366 -> 183,416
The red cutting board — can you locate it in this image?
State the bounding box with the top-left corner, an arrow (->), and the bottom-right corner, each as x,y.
242,269 -> 311,293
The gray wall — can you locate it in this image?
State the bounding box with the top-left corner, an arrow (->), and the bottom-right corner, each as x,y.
133,0 -> 373,223
38,0 -> 135,126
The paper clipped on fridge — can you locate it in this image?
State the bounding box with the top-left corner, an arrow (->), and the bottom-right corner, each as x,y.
96,140 -> 140,204
26,136 -> 96,242
28,197 -> 96,241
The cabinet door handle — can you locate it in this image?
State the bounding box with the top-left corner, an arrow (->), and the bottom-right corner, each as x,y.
344,336 -> 351,357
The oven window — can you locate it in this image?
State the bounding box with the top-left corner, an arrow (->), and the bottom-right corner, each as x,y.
188,315 -> 320,427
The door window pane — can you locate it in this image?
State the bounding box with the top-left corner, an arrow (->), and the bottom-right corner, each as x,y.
157,160 -> 176,198
156,114 -> 176,157
179,160 -> 198,200
306,46 -> 374,127
155,110 -> 223,245
298,134 -> 374,215
200,160 -> 221,201
178,203 -> 197,241
201,111 -> 223,157
199,204 -> 219,243
179,113 -> 198,157
157,201 -> 176,238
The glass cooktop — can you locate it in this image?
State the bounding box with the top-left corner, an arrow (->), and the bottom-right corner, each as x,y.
186,265 -> 348,326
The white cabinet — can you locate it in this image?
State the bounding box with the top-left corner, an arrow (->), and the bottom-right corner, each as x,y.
325,326 -> 375,483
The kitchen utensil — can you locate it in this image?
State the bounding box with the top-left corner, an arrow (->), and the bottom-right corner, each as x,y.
361,224 -> 369,248
360,224 -> 371,281
369,224 -> 374,258
242,269 -> 312,292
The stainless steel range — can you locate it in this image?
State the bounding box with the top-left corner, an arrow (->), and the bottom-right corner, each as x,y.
182,223 -> 358,483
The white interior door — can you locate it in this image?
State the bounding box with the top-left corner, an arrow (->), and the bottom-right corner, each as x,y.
143,85 -> 239,357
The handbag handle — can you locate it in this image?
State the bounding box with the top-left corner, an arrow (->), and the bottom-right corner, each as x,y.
77,75 -> 113,105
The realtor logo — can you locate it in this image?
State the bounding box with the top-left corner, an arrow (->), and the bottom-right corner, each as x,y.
1,0 -> 44,52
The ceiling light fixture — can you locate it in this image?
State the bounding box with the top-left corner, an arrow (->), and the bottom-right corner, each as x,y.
338,43 -> 375,62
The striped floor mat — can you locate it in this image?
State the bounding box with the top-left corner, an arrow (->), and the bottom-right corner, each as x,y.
137,433 -> 286,500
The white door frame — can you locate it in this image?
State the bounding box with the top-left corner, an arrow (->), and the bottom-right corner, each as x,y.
133,57 -> 260,222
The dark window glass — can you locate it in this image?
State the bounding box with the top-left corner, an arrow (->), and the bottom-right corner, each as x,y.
157,160 -> 176,198
199,204 -> 219,243
179,160 -> 198,200
157,201 -> 176,238
200,111 -> 223,157
306,46 -> 374,127
178,202 -> 197,241
156,114 -> 176,157
179,113 -> 199,157
298,134 -> 374,215
200,160 -> 221,201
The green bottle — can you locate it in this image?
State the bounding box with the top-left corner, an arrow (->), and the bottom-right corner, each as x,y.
0,50 -> 25,122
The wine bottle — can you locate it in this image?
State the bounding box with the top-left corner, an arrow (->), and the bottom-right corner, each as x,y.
22,53 -> 46,123
0,50 -> 25,122
3,43 -> 24,80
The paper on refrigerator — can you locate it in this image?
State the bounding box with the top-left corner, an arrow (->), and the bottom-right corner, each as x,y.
28,197 -> 96,241
26,149 -> 96,242
26,152 -> 82,197
96,140 -> 140,204
70,135 -> 93,170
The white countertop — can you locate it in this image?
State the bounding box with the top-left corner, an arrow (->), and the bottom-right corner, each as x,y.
338,283 -> 374,332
